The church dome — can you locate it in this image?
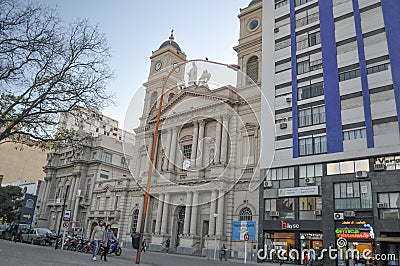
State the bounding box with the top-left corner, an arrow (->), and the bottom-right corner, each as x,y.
159,30 -> 181,51
248,0 -> 262,6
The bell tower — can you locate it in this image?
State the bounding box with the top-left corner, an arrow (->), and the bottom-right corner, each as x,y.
234,0 -> 262,89
140,31 -> 186,127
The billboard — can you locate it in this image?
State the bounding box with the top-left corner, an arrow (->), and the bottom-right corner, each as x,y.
19,193 -> 37,224
232,221 -> 256,241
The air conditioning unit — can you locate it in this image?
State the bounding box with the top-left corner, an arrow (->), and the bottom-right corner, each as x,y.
270,211 -> 280,217
355,171 -> 368,179
305,177 -> 316,185
286,97 -> 292,103
334,212 -> 344,220
274,28 -> 279,33
280,123 -> 288,129
263,181 -> 273,188
314,210 -> 322,216
344,211 -> 356,218
374,164 -> 386,171
377,202 -> 389,208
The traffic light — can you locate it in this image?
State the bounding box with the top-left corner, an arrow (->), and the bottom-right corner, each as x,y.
132,232 -> 141,249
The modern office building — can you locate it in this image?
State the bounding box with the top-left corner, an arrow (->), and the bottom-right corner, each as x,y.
260,0 -> 400,265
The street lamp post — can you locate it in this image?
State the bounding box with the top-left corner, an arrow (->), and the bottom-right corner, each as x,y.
135,59 -> 239,264
213,213 -> 218,260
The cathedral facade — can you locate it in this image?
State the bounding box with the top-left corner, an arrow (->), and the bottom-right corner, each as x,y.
118,0 -> 263,258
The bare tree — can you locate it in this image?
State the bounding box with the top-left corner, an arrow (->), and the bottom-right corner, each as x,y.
0,0 -> 114,146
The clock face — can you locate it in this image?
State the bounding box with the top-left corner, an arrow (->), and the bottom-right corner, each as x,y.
155,61 -> 162,71
173,63 -> 180,73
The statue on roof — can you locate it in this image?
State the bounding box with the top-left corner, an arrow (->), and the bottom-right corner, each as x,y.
187,62 -> 198,86
198,69 -> 211,87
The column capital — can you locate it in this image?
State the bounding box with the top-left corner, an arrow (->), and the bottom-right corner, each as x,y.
198,119 -> 206,127
192,120 -> 199,127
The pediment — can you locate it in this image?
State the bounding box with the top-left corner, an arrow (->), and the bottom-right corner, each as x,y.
148,85 -> 239,122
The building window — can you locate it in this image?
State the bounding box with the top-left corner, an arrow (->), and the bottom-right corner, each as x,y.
308,32 -> 321,46
343,128 -> 367,141
300,197 -> 322,211
275,0 -> 289,9
297,60 -> 310,75
298,105 -> 325,127
264,198 -> 295,220
367,63 -> 390,75
182,144 -> 192,160
296,6 -> 319,28
246,56 -> 259,84
63,185 -> 70,199
275,38 -> 291,51
121,157 -> 129,168
334,181 -> 372,209
299,164 -> 323,186
103,152 -> 112,163
339,68 -> 360,82
295,0 -> 312,7
327,159 -> 369,175
299,135 -> 327,156
85,179 -> 91,199
131,209 -> 139,232
239,207 -> 253,221
92,152 -> 97,160
100,169 -> 110,179
298,82 -> 324,100
378,192 -> 400,219
297,31 -> 321,51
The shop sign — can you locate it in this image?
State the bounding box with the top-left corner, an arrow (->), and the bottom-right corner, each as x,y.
282,220 -> 300,230
232,221 -> 256,241
272,242 -> 287,246
278,186 -> 319,197
341,221 -> 367,225
335,228 -> 371,239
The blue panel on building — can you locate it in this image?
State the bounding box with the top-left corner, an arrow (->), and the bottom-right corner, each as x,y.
319,0 -> 344,153
381,0 -> 400,133
232,221 -> 256,241
290,0 -> 299,158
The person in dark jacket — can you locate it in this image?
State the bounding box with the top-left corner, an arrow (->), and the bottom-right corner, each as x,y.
101,224 -> 117,261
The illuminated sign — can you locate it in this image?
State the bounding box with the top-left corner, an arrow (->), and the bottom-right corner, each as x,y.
282,220 -> 300,230
335,228 -> 371,239
341,221 -> 366,225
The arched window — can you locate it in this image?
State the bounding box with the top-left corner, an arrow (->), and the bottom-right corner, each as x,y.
131,209 -> 139,233
239,207 -> 253,221
246,56 -> 259,84
149,91 -> 158,112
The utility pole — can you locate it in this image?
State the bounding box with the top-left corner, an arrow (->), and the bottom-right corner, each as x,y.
55,185 -> 69,249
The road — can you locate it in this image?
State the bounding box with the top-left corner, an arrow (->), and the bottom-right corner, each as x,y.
0,239 -> 280,266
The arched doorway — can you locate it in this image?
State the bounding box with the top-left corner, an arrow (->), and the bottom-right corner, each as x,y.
173,206 -> 185,249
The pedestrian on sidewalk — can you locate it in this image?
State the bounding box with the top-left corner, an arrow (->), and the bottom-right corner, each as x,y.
165,238 -> 170,253
101,224 -> 117,261
141,239 -> 147,253
90,219 -> 105,261
220,244 -> 227,261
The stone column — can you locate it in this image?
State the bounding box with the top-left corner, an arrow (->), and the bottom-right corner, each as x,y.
196,120 -> 205,167
190,192 -> 199,236
160,193 -> 170,234
190,121 -> 199,168
155,194 -> 164,234
216,190 -> 225,236
183,192 -> 193,235
220,116 -> 229,165
208,190 -> 218,236
168,128 -> 178,171
163,129 -> 172,171
214,117 -> 222,164
136,195 -> 145,233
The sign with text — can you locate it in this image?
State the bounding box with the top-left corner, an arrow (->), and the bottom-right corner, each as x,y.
63,210 -> 71,221
282,220 -> 300,230
232,221 -> 256,241
278,186 -> 319,197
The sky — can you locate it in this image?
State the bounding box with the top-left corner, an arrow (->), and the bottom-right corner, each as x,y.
40,0 -> 252,132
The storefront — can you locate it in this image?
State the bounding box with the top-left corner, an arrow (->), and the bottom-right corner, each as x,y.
335,220 -> 375,266
262,220 -> 323,264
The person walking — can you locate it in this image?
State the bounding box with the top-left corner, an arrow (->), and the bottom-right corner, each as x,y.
165,238 -> 170,253
101,224 -> 117,261
90,219 -> 105,261
141,239 -> 147,253
220,244 -> 227,261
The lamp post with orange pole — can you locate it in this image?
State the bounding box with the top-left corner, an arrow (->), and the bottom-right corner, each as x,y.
135,59 -> 239,264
